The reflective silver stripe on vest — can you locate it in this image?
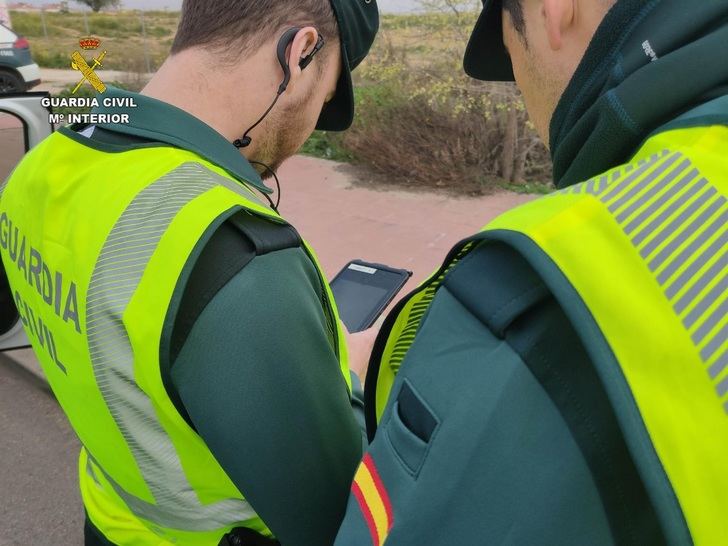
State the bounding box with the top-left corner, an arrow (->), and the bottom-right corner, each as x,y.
387,243 -> 475,373
86,162 -> 264,530
561,151 -> 728,412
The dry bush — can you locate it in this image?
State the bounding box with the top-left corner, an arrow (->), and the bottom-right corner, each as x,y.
344,94 -> 502,194
343,83 -> 551,195
338,12 -> 553,195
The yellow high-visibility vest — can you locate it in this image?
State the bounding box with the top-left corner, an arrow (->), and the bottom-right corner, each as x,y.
368,122 -> 728,544
0,130 -> 352,545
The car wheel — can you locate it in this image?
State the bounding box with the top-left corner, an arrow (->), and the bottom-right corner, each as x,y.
0,70 -> 25,94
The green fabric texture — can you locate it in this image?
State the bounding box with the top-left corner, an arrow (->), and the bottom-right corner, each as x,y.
349,372 -> 368,448
171,248 -> 363,546
340,284 -> 613,545
57,125 -> 168,153
648,94 -> 728,140
486,230 -> 691,544
80,125 -> 160,147
157,205 -> 242,428
87,86 -> 272,193
550,0 -> 728,188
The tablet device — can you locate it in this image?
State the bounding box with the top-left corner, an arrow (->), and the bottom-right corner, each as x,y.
330,260 -> 412,333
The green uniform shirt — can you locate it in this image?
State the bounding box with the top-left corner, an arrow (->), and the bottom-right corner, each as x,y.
69,87 -> 366,546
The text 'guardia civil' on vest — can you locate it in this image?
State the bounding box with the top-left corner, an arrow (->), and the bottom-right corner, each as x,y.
0,212 -> 82,335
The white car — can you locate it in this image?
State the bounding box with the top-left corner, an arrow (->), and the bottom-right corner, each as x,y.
0,93 -> 53,351
0,22 -> 41,93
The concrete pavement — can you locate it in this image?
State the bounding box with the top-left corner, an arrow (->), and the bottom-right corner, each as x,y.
0,154 -> 533,544
278,156 -> 532,287
0,353 -> 83,546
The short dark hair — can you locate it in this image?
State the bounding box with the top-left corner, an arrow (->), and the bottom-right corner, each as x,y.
502,0 -> 527,37
171,0 -> 339,61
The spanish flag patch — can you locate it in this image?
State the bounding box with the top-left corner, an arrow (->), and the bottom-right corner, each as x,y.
351,453 -> 394,546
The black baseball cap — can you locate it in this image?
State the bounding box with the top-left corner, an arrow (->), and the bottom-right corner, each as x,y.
464,0 -> 515,82
316,0 -> 380,131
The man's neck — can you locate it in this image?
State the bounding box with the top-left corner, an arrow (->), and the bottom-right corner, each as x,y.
549,0 -> 728,188
141,49 -> 275,158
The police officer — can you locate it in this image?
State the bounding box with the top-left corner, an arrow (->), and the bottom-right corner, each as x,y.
0,1 -> 378,545
336,0 -> 727,544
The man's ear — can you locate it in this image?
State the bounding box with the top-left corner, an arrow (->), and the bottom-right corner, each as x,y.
542,0 -> 575,51
283,27 -> 320,93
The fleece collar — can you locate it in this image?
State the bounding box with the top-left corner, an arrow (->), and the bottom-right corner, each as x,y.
550,0 -> 728,188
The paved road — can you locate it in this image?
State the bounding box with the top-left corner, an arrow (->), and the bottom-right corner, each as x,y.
0,352 -> 83,546
277,156 -> 532,287
0,152 -> 533,544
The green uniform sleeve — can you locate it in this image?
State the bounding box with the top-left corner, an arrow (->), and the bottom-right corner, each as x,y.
170,247 -> 363,546
349,371 -> 367,448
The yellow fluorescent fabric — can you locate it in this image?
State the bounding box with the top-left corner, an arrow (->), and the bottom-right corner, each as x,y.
374,125 -> 728,544
0,131 -> 351,545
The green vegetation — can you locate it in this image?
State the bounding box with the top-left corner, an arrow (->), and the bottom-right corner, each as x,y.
502,181 -> 554,195
299,131 -> 353,163
12,7 -> 553,194
307,11 -> 553,194
10,10 -> 178,72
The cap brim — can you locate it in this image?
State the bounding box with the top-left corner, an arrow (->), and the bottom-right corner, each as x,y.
316,42 -> 354,131
463,0 -> 515,82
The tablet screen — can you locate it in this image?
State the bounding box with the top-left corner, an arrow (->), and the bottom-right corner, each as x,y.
331,262 -> 411,333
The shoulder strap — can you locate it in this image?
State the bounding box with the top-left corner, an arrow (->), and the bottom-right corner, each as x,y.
372,236 -> 667,544
160,208 -> 303,427
442,240 -> 551,337
169,209 -> 302,365
465,240 -> 667,543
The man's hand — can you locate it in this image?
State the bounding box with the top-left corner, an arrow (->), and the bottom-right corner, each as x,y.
345,323 -> 381,382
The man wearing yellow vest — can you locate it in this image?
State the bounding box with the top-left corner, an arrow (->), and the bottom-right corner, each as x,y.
335,0 -> 727,544
0,1 -> 378,545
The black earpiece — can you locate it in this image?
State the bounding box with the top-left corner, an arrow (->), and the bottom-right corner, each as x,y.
235,27 -> 326,149
276,27 -> 301,94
